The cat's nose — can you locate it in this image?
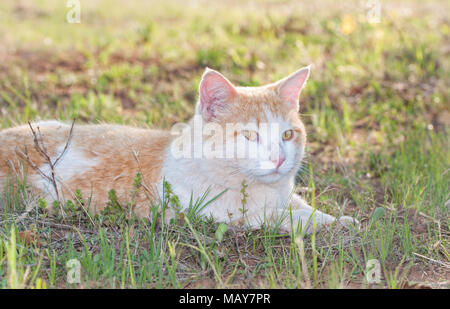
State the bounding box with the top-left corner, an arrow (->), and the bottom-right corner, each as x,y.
273,156 -> 285,169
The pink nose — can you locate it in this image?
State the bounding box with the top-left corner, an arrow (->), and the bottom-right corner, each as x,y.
273,157 -> 285,169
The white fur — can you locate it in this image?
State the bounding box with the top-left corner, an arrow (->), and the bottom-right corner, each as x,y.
30,142 -> 97,201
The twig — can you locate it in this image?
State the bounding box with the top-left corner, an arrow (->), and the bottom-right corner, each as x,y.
33,219 -> 93,234
418,211 -> 441,225
16,119 -> 76,220
413,252 -> 450,269
53,120 -> 75,167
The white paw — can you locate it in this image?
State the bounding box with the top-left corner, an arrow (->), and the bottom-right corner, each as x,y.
337,216 -> 360,230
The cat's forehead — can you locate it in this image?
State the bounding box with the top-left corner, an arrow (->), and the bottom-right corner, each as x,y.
236,86 -> 281,107
224,86 -> 302,126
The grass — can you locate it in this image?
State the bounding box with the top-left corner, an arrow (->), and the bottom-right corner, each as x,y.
0,0 -> 449,288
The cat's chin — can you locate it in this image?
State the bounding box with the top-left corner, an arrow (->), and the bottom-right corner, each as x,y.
255,171 -> 285,184
246,165 -> 298,184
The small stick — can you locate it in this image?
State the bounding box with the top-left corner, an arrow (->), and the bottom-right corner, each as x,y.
413,252 -> 450,269
17,119 -> 76,220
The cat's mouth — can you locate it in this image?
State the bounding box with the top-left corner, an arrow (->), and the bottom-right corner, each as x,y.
252,165 -> 294,183
238,159 -> 298,183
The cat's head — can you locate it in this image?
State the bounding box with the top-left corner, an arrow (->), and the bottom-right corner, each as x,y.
194,66 -> 310,184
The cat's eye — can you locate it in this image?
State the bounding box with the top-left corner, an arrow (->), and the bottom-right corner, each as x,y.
282,129 -> 294,141
242,130 -> 258,141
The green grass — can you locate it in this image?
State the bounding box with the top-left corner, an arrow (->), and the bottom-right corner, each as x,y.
0,0 -> 449,288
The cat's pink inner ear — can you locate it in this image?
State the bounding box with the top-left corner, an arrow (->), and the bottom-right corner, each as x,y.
277,66 -> 310,110
199,69 -> 237,120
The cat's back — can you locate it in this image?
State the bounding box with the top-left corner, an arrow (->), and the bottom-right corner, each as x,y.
0,121 -> 171,161
0,121 -> 172,212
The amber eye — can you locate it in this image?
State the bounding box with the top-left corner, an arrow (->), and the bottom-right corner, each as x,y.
242,130 -> 258,141
282,129 -> 294,141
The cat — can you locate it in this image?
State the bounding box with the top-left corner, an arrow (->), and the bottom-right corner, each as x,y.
0,66 -> 358,234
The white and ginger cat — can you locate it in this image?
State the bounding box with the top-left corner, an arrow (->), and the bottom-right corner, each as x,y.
0,66 -> 358,234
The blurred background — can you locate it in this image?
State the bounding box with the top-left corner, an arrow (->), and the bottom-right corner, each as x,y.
0,0 -> 447,128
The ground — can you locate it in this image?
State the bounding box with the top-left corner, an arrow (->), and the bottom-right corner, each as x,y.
0,0 -> 448,288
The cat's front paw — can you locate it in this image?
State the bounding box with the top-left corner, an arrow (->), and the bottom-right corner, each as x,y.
336,215 -> 360,230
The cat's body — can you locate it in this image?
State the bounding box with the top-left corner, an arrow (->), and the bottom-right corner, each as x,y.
0,121 -> 170,217
0,67 -> 357,233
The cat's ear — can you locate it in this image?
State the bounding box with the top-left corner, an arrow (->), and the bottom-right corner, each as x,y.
198,68 -> 237,121
275,65 -> 310,110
